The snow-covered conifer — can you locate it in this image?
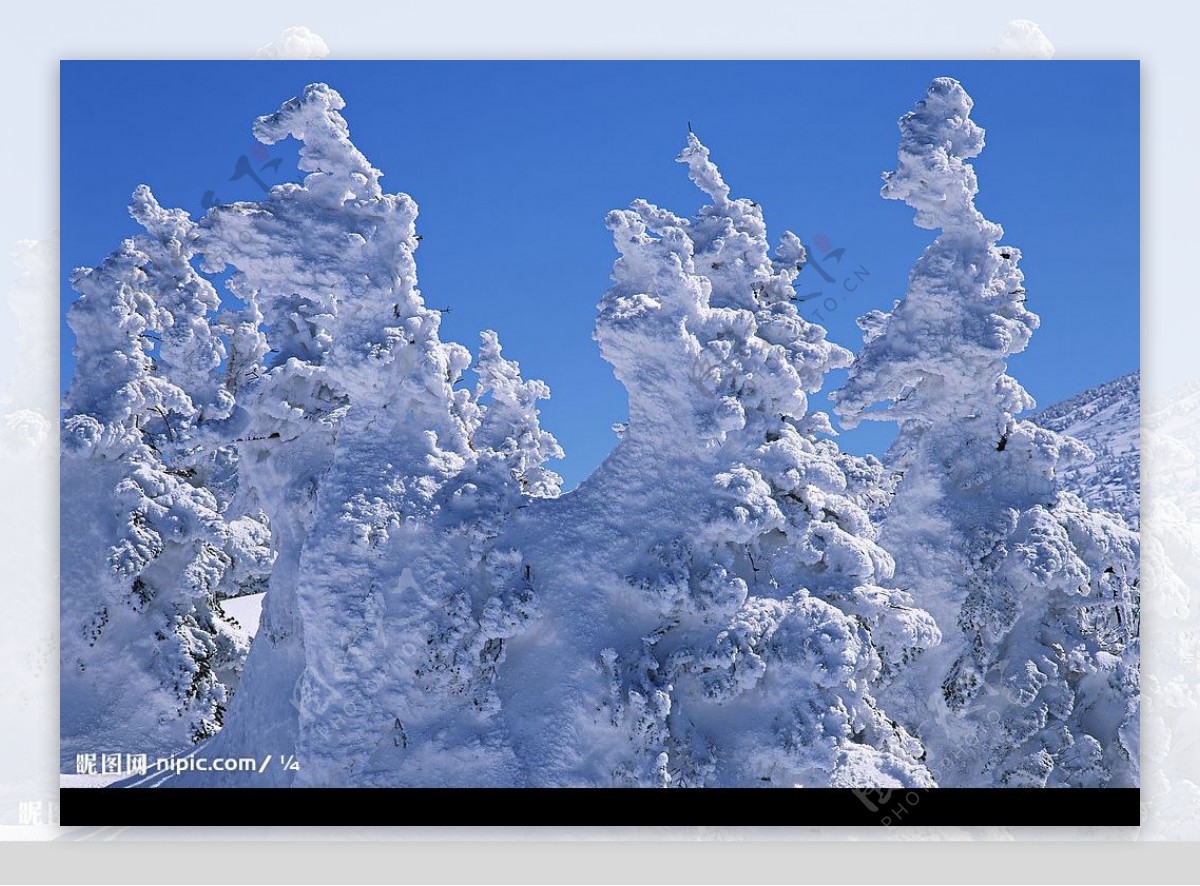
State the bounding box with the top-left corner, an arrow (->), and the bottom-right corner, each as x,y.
499,132 -> 940,788
194,84 -> 562,785
60,189 -> 249,762
832,78 -> 1139,787
471,330 -> 564,502
359,331 -> 563,786
59,76 -> 1139,794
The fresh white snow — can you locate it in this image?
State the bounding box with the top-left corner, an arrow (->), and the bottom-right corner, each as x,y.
833,79 -> 1138,788
221,592 -> 265,640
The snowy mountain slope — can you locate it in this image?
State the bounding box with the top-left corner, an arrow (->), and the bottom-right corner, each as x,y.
1038,371 -> 1140,529
220,591 -> 264,640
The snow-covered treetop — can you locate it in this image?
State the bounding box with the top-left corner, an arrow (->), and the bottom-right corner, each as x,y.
832,78 -> 1039,435
253,83 -> 383,205
471,330 -> 564,499
199,83 -> 471,460
880,78 -> 998,237
63,191 -> 208,445
128,186 -> 232,421
596,131 -> 850,450
677,132 -> 731,204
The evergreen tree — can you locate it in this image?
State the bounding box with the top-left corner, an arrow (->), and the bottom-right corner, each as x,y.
194,84 -> 563,785
832,78 -> 1139,786
58,77 -> 1140,792
61,189 -> 249,761
498,133 -> 940,788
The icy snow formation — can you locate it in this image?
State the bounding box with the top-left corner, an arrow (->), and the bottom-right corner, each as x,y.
182,86 -> 934,788
60,189 -> 271,764
1039,371 -> 1140,530
495,132 -> 940,788
182,84 -> 561,786
834,78 -> 1139,788
61,78 -> 1139,792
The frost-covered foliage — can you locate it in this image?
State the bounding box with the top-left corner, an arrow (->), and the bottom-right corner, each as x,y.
61,79 -> 1138,791
60,188 -> 270,763
496,133 -> 939,788
180,84 -> 562,786
833,78 -> 1139,787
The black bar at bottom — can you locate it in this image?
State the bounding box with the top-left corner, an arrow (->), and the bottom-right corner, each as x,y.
60,787 -> 1139,827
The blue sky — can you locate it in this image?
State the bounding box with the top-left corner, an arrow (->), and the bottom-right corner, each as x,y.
60,61 -> 1139,489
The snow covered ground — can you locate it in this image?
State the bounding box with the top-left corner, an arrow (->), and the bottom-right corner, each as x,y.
221,592 -> 265,640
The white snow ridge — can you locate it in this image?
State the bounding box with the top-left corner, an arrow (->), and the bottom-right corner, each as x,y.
60,77 -> 1138,791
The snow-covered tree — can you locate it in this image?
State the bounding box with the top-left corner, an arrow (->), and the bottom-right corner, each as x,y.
60,188 -> 254,762
192,84 -> 563,785
497,132 -> 940,788
356,330 -> 564,786
832,78 -> 1139,787
181,91 -> 354,780
471,330 -> 564,501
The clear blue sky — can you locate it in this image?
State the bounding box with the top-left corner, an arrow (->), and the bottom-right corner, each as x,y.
61,61 -> 1139,489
